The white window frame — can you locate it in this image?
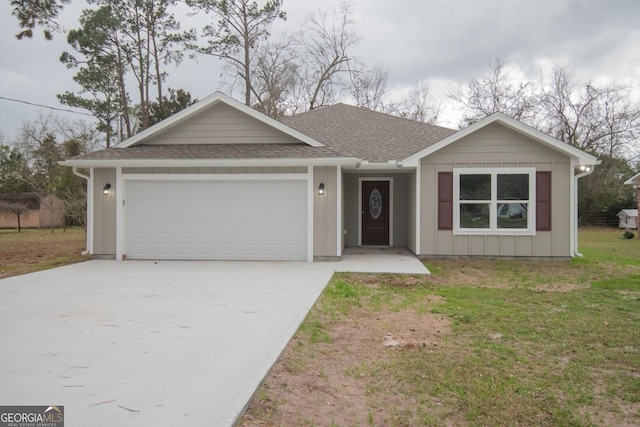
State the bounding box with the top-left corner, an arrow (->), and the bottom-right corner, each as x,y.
453,167 -> 536,236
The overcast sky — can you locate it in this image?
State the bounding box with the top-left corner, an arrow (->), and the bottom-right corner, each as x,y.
1,0 -> 639,142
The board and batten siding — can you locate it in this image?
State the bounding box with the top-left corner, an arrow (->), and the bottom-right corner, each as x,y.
92,168 -> 117,257
314,166 -> 339,258
420,123 -> 572,257
147,103 -> 300,145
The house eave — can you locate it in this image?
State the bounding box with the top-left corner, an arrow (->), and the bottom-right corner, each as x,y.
115,92 -> 327,149
624,171 -> 640,185
338,160 -> 420,173
59,157 -> 362,169
401,112 -> 599,166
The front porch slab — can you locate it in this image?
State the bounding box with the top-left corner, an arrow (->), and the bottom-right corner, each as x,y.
337,247 -> 430,275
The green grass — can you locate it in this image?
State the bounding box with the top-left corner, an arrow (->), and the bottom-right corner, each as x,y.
267,227 -> 640,426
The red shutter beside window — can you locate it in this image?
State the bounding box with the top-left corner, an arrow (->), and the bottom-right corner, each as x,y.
438,172 -> 453,230
536,171 -> 552,231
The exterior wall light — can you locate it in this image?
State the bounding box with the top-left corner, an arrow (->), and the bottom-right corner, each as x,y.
318,182 -> 325,196
103,183 -> 112,195
579,165 -> 591,172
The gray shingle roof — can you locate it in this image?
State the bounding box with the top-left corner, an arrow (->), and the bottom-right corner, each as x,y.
0,193 -> 41,209
68,143 -> 347,161
279,104 -> 457,163
66,103 -> 457,164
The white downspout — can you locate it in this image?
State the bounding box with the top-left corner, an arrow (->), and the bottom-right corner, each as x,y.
574,168 -> 595,257
72,167 -> 91,255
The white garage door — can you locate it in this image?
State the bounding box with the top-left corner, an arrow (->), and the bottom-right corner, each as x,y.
125,180 -> 307,261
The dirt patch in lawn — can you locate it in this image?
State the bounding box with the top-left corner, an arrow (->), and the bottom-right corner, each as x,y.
0,228 -> 90,279
241,298 -> 452,426
425,257 -> 594,291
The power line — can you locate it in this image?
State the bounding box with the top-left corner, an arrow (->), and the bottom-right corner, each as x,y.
0,95 -> 95,117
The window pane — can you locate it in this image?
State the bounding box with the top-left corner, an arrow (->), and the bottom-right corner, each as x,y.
497,174 -> 529,200
460,174 -> 491,200
460,203 -> 490,228
497,203 -> 528,228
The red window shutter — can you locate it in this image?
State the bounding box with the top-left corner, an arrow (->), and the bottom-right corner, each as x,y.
438,172 -> 453,230
536,171 -> 552,231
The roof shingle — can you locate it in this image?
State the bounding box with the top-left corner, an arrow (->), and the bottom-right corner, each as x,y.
66,103 -> 457,164
279,104 -> 457,163
68,143 -> 347,161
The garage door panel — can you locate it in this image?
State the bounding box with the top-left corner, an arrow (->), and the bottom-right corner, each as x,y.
126,180 -> 307,261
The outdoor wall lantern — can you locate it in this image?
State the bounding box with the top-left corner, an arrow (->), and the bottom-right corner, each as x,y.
103,183 -> 111,195
318,182 -> 325,196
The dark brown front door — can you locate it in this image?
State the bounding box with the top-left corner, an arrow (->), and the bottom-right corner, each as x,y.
362,180 -> 389,245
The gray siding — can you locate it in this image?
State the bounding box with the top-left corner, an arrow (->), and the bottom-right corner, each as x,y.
314,166 -> 339,257
343,172 -> 412,247
420,123 -> 572,257
149,103 -> 300,145
92,168 -> 117,256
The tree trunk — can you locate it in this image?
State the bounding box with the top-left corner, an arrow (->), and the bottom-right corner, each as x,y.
115,40 -> 132,138
243,7 -> 251,106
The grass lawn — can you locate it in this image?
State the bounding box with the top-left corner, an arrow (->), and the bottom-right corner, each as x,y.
0,227 -> 90,279
1,226 -> 637,425
242,227 -> 640,426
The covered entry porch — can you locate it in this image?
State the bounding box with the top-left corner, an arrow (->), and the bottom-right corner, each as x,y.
342,170 -> 417,252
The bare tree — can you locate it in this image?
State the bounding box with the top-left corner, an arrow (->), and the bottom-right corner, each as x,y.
395,82 -> 441,124
251,37 -> 299,118
296,1 -> 360,110
9,116 -> 93,232
0,202 -> 28,232
450,57 -> 537,127
350,63 -> 392,112
186,0 -> 286,106
539,66 -> 640,156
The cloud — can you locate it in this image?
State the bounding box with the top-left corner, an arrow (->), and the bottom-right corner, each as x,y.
0,0 -> 638,135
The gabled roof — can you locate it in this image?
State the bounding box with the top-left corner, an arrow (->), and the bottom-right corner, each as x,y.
62,94 -> 600,169
0,193 -> 41,209
617,209 -> 638,217
280,104 -> 456,163
624,171 -> 640,185
62,143 -> 358,168
402,112 -> 599,167
116,91 -> 326,149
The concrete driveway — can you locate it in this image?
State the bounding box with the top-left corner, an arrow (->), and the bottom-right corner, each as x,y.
0,260 -> 336,426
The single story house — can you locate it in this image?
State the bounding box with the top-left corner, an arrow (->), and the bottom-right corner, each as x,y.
616,209 -> 638,229
61,92 -> 598,261
0,193 -> 64,229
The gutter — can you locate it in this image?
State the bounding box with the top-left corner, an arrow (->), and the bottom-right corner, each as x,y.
59,157 -> 362,169
72,167 -> 91,256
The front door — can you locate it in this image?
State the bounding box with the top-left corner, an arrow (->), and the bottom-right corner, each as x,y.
362,180 -> 389,245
